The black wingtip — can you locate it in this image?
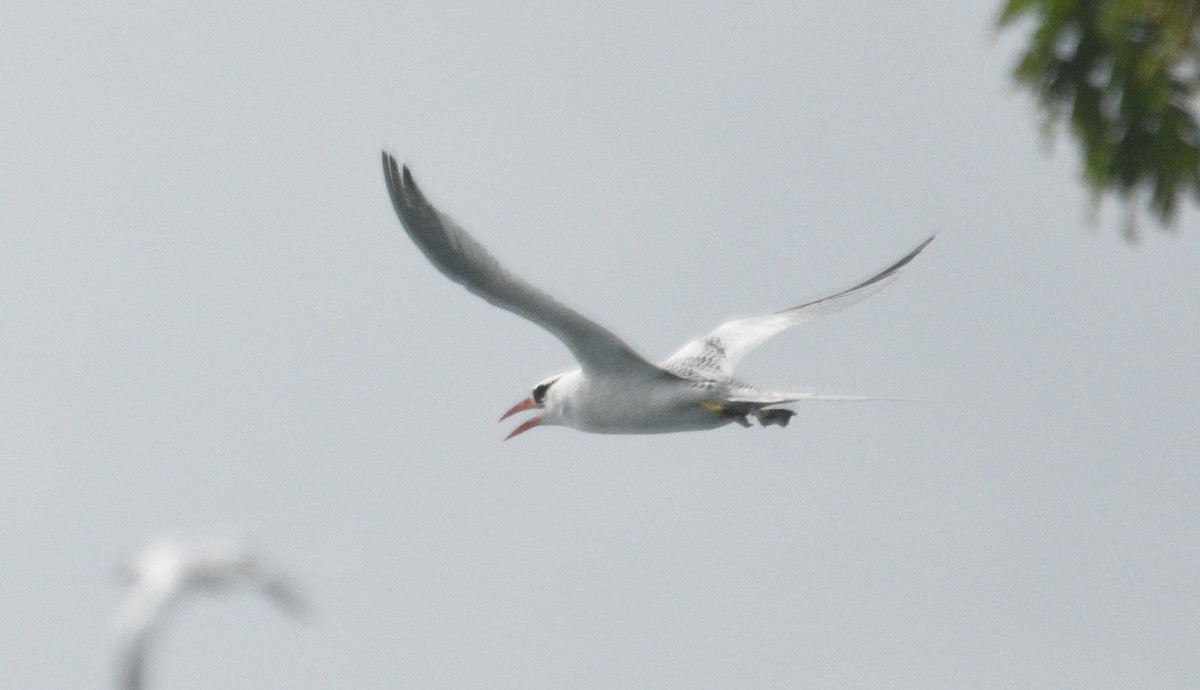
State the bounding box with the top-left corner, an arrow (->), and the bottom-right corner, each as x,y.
902,233 -> 936,263
381,151 -> 410,219
381,151 -> 399,185
882,233 -> 937,276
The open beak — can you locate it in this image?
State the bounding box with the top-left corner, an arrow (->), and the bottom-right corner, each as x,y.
500,397 -> 537,422
503,415 -> 542,440
500,397 -> 542,440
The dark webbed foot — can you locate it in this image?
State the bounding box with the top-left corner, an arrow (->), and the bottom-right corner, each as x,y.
755,409 -> 795,428
707,402 -> 754,427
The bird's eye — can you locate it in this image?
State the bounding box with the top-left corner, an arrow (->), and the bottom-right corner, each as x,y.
532,382 -> 551,404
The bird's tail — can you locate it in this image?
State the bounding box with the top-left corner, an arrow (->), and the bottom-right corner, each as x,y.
731,391 -> 937,406
725,392 -> 940,428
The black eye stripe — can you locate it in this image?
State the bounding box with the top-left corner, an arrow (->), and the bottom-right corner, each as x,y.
532,378 -> 559,404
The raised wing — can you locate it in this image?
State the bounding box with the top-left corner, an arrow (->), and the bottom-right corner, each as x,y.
663,235 -> 935,378
258,573 -> 308,620
383,153 -> 663,379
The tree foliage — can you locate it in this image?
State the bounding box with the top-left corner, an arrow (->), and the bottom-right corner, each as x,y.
999,0 -> 1200,237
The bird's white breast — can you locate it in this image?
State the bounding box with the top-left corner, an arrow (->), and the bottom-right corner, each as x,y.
555,372 -> 730,434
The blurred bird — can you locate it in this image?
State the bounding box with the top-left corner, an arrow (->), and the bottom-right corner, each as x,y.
383,152 -> 934,439
111,535 -> 305,690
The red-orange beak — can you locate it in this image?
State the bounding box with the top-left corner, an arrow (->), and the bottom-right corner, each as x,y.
500,397 -> 537,421
500,397 -> 542,440
503,414 -> 542,440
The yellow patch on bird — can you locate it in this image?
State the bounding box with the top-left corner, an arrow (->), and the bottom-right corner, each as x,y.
698,401 -> 723,413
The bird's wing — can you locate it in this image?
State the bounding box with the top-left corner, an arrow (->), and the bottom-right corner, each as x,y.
115,642 -> 146,690
259,574 -> 308,620
662,235 -> 934,378
383,153 -> 664,379
111,576 -> 181,690
195,537 -> 308,620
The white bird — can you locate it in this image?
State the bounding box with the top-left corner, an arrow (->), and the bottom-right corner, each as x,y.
111,535 -> 305,690
382,152 -> 934,439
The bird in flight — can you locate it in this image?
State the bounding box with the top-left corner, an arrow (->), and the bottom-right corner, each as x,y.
382,152 -> 933,439
111,535 -> 305,690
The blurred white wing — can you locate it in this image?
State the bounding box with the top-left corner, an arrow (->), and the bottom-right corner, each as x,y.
257,573 -> 307,620
663,236 -> 935,378
110,536 -> 306,690
112,572 -> 182,690
383,153 -> 664,379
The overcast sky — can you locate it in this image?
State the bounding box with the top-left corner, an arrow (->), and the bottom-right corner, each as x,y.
3,2 -> 1198,689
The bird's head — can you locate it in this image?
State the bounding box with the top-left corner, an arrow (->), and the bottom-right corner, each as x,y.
499,371 -> 576,439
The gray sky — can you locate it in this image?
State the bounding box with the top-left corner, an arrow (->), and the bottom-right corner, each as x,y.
3,2 -> 1198,689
